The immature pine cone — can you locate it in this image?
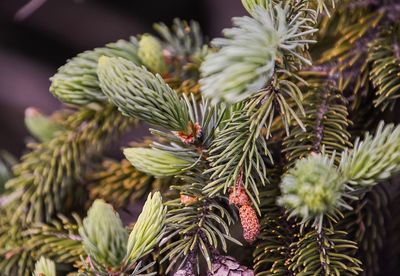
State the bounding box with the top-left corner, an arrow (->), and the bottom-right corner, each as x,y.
239,205 -> 260,243
208,255 -> 254,276
228,186 -> 250,207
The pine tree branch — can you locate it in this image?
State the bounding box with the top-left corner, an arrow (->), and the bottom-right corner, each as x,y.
154,18 -> 205,59
368,26 -> 400,110
88,159 -> 174,209
50,38 -> 140,105
253,171 -> 300,276
98,56 -> 191,132
200,2 -> 317,103
290,225 -> 362,275
283,85 -> 352,167
339,122 -> 400,187
203,106 -> 270,210
339,183 -> 390,276
5,104 -> 134,224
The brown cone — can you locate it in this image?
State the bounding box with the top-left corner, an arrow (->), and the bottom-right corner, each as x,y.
207,255 -> 254,276
228,186 -> 250,207
239,205 -> 260,243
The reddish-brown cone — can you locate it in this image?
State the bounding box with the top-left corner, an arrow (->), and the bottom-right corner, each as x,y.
228,186 -> 250,207
239,205 -> 260,243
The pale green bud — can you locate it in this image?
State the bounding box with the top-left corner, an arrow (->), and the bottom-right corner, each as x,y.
278,154 -> 345,220
126,192 -> 166,263
138,34 -> 166,74
33,257 -> 56,276
79,199 -> 128,268
124,148 -> 192,177
50,38 -> 139,105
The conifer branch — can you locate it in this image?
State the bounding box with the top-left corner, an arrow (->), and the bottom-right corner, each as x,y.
283,86 -> 352,166
154,18 -> 205,59
340,122 -> 400,187
368,27 -> 400,110
253,171 -> 301,275
88,159 -> 173,209
339,183 -> 390,275
50,37 -> 140,105
5,105 -> 133,224
98,56 -> 190,132
200,2 -> 317,103
289,226 -> 362,275
203,106 -> 270,209
24,214 -> 84,265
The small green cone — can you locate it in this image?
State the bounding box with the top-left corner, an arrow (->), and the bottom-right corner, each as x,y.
79,199 -> 128,269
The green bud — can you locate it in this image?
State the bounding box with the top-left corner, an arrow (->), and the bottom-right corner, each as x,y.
33,257 -> 56,276
138,34 -> 166,74
278,154 -> 345,220
124,147 -> 192,177
126,192 -> 166,263
79,199 -> 128,268
97,56 -> 190,131
50,38 -> 140,105
24,108 -> 64,142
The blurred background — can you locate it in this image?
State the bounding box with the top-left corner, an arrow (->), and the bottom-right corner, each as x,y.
0,0 -> 246,156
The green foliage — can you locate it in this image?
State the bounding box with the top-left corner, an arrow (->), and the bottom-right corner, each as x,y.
200,2 -> 317,103
278,154 -> 347,222
318,10 -> 384,112
98,56 -> 190,131
246,77 -> 306,138
88,159 -> 173,209
241,0 -> 270,15
124,148 -> 193,177
290,226 -> 362,275
368,27 -> 400,110
0,209 -> 36,276
280,122 -> 400,224
79,199 -> 128,268
253,172 -> 301,275
5,105 -> 132,224
161,190 -> 239,273
283,86 -> 352,167
4,1 -> 400,275
138,34 -> 167,74
24,108 -> 64,142
78,193 -> 165,275
24,214 -> 84,265
154,18 -> 205,58
142,99 -> 241,273
339,183 -> 390,276
33,257 -> 56,276
241,0 -> 337,16
50,37 -> 140,105
339,122 -> 400,186
204,106 -> 269,208
126,192 -> 166,263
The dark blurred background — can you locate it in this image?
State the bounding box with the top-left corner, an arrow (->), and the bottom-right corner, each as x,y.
0,0 -> 246,156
